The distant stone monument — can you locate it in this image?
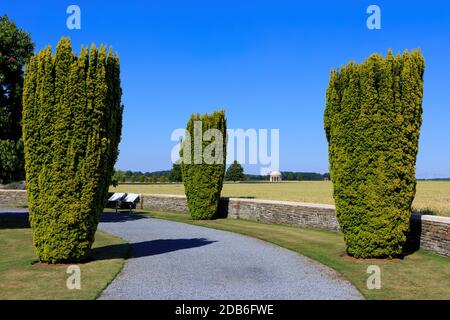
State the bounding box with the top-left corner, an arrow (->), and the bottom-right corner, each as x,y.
270,170 -> 282,182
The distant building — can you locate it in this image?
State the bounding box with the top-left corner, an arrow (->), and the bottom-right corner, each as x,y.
269,170 -> 282,182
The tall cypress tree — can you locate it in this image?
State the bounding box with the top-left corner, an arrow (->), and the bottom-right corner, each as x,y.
22,38 -> 123,263
180,110 -> 227,220
324,50 -> 424,258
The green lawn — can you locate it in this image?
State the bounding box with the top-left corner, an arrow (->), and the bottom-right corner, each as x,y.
111,180 -> 450,217
0,215 -> 129,300
141,210 -> 450,300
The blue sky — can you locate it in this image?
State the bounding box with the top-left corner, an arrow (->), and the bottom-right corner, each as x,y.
2,1 -> 449,178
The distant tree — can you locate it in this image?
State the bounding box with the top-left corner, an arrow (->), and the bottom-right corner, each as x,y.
111,170 -> 125,186
0,15 -> 34,184
168,163 -> 182,182
287,173 -> 294,181
130,175 -> 135,183
160,176 -> 167,183
138,175 -> 145,183
225,160 -> 245,182
297,175 -> 302,181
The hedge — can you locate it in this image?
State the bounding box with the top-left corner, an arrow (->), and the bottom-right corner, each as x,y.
22,38 -> 123,263
324,50 -> 425,258
180,110 -> 227,219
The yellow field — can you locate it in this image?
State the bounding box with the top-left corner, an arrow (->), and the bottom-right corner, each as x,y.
111,181 -> 450,217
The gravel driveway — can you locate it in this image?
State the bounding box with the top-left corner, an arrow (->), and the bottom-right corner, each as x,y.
97,213 -> 363,300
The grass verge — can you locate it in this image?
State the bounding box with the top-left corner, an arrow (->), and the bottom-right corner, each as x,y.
0,214 -> 129,300
142,210 -> 450,300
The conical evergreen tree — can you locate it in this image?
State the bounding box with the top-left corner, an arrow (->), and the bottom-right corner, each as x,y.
22,38 -> 123,263
324,50 -> 424,258
180,110 -> 227,220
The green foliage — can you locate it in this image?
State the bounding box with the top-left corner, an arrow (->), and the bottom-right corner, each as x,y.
0,15 -> 34,183
168,162 -> 182,182
225,160 -> 245,182
22,38 -> 123,263
111,169 -> 126,186
180,110 -> 227,220
324,50 -> 425,258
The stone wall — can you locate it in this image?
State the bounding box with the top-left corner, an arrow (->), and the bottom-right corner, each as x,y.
140,195 -> 338,230
1,189 -> 448,258
0,189 -> 27,206
140,194 -> 188,213
409,214 -> 450,258
223,198 -> 339,231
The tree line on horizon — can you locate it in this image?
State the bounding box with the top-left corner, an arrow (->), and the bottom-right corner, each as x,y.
112,165 -> 330,184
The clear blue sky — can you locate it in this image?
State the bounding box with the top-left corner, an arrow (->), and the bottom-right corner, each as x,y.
2,1 -> 449,178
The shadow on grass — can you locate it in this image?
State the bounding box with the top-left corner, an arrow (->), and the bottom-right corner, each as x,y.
91,238 -> 217,260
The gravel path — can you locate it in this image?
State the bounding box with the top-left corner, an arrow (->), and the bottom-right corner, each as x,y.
97,213 -> 363,300
0,209 -> 362,299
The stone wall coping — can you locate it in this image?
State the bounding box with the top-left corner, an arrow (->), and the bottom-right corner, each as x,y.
140,193 -> 336,210
411,213 -> 450,224
225,197 -> 336,210
142,193 -> 186,199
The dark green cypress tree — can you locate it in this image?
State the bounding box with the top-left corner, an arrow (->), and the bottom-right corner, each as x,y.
22,38 -> 123,263
324,50 -> 425,258
168,162 -> 182,182
180,110 -> 227,220
225,160 -> 245,182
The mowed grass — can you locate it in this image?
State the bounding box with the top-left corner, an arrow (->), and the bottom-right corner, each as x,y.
111,180 -> 450,217
142,211 -> 450,300
0,215 -> 129,300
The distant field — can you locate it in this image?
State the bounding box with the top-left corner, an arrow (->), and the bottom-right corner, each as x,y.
111,181 -> 450,217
